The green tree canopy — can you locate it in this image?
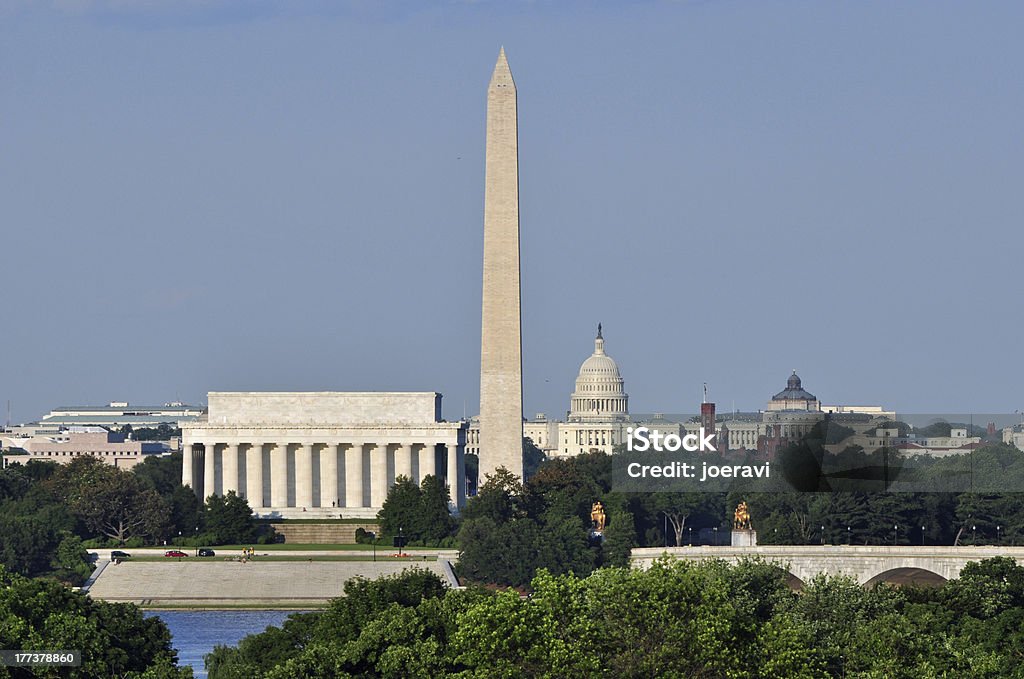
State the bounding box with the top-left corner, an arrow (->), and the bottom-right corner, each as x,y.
0,566 -> 191,677
203,491 -> 259,545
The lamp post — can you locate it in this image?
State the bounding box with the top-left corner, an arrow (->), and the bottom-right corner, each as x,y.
688,526 -> 693,547
368,531 -> 377,562
997,525 -> 1002,544
893,524 -> 898,546
972,524 -> 977,545
821,525 -> 826,546
846,526 -> 851,545
921,525 -> 926,546
713,526 -> 719,546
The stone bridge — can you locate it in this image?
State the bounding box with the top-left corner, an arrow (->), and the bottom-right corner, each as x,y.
630,546 -> 1024,587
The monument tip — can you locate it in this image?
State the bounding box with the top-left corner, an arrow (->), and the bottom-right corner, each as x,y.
490,46 -> 515,87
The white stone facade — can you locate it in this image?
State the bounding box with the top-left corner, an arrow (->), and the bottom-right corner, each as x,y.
181,392 -> 467,518
1003,426 -> 1024,452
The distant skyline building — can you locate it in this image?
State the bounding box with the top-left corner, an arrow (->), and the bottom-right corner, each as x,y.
1,427 -> 167,469
478,47 -> 525,482
39,401 -> 204,428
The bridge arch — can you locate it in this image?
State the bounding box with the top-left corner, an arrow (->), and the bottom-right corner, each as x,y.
862,567 -> 947,588
780,569 -> 805,591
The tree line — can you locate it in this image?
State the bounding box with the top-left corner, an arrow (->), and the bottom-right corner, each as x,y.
375,442 -> 1024,589
0,566 -> 191,678
205,556 -> 1024,678
0,454 -> 270,584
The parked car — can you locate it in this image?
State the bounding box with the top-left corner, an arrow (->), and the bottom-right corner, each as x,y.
110,550 -> 131,560
164,550 -> 188,558
197,549 -> 215,557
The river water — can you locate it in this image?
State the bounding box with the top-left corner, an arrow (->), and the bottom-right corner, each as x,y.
147,610 -> 306,678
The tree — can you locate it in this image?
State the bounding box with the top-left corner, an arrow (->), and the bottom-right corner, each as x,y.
203,491 -> 259,545
169,484 -> 202,538
0,514 -> 60,577
134,452 -> 185,495
207,568 -> 447,678
51,534 -> 93,584
55,458 -> 170,544
642,493 -> 716,546
526,457 -> 603,523
600,501 -> 637,568
0,566 -> 191,677
416,475 -> 455,543
523,437 -> 546,481
377,475 -> 422,539
461,467 -> 525,524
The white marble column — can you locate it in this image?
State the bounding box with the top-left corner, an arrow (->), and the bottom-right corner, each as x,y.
418,443 -> 437,483
203,442 -> 217,501
271,442 -> 289,507
320,444 -> 339,508
245,443 -> 263,507
296,444 -> 314,509
223,444 -> 240,496
446,442 -> 458,509
370,442 -> 389,507
445,442 -> 466,509
396,444 -> 414,482
182,444 -> 194,492
345,443 -> 364,508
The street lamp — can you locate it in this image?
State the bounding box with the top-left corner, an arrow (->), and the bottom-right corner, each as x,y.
997,525 -> 1002,544
368,531 -> 377,562
921,525 -> 926,546
688,526 -> 693,546
713,526 -> 719,545
893,524 -> 898,546
846,526 -> 851,545
821,525 -> 826,546
972,524 -> 977,545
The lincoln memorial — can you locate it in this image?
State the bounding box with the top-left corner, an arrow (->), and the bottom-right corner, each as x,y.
181,392 -> 467,518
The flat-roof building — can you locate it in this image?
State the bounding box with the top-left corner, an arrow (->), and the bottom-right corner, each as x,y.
39,401 -> 205,428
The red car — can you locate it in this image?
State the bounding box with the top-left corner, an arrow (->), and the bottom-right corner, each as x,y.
164,550 -> 188,558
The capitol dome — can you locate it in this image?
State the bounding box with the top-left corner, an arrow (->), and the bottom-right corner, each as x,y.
568,324 -> 629,422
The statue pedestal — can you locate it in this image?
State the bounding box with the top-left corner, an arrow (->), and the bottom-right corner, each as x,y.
731,529 -> 757,547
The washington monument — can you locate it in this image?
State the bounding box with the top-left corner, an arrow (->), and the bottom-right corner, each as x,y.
479,48 -> 525,482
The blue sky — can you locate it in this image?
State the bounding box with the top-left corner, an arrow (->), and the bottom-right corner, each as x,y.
1,1 -> 1022,422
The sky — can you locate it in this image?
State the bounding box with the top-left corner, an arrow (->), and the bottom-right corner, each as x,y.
1,1 -> 1022,423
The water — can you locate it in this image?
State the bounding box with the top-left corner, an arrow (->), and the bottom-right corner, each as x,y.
147,610 -> 307,678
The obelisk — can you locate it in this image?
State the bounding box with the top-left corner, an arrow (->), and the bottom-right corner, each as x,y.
479,47 -> 525,482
